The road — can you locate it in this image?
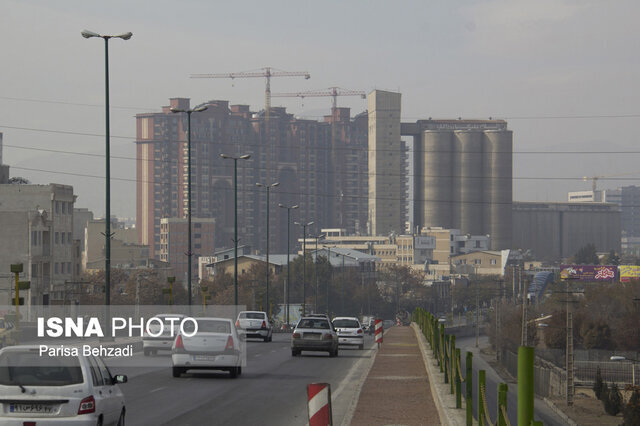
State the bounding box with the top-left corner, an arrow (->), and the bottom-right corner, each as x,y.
456,336 -> 566,426
106,333 -> 376,426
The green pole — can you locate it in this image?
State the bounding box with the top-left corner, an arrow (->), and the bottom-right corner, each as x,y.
450,335 -> 456,394
444,334 -> 449,384
518,346 -> 534,426
455,348 -> 462,409
466,352 -> 473,426
478,369 -> 486,426
498,383 -> 508,426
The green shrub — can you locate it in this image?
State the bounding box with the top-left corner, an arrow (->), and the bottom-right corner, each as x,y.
604,383 -> 622,416
624,389 -> 640,425
593,366 -> 604,400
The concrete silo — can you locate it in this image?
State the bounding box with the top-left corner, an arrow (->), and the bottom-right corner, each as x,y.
483,130 -> 513,249
420,130 -> 453,229
454,130 -> 484,235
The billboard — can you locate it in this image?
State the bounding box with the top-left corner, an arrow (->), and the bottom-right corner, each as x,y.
620,265 -> 640,282
560,265 -> 618,282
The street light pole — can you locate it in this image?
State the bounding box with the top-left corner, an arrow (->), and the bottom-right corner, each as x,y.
313,234 -> 324,314
81,29 -> 132,338
323,244 -> 336,316
279,203 -> 298,328
295,221 -> 314,316
256,182 -> 279,318
221,153 -> 251,308
171,105 -> 208,307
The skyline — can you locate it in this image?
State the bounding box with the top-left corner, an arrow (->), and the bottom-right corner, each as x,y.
2,0 -> 640,218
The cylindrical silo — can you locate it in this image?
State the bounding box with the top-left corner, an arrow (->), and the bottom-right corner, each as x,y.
454,130 -> 484,235
483,130 -> 513,249
422,130 -> 453,229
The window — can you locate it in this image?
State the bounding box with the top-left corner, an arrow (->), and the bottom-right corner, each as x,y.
61,233 -> 65,245
68,232 -> 72,244
54,263 -> 59,274
55,201 -> 60,214
55,232 -> 59,244
490,259 -> 497,265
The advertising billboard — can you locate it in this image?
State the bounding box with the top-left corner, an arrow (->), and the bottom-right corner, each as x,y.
620,265 -> 640,282
560,265 -> 618,282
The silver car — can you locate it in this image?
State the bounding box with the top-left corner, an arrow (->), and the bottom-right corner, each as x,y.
332,317 -> 365,350
143,313 -> 186,356
291,317 -> 338,357
235,311 -> 272,342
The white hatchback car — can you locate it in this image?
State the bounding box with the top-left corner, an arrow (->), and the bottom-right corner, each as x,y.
0,345 -> 127,425
172,317 -> 244,378
143,313 -> 186,356
332,317 -> 365,350
235,311 -> 272,342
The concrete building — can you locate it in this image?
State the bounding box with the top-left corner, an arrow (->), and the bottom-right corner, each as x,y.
450,250 -> 513,276
159,217 -> 215,284
210,254 -> 288,278
402,119 -> 512,250
83,218 -> 141,271
367,90 -> 406,236
568,189 -> 621,204
420,227 -> 491,279
136,98 -> 368,258
512,201 -> 621,260
0,183 -> 76,306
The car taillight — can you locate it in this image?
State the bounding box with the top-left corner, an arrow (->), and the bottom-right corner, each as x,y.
357,329 -> 363,334
261,320 -> 267,329
235,320 -> 240,328
292,332 -> 301,339
323,333 -> 334,340
78,395 -> 95,415
175,334 -> 184,350
225,335 -> 235,351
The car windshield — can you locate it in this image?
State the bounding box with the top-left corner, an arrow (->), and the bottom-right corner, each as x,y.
239,313 -> 265,320
333,319 -> 360,328
184,319 -> 231,334
297,319 -> 330,329
0,350 -> 83,386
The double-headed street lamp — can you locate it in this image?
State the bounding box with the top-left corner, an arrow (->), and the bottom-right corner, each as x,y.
171,105 -> 208,306
221,154 -> 251,308
256,182 -> 279,318
279,203 -> 298,328
294,221 -> 314,316
81,29 -> 132,336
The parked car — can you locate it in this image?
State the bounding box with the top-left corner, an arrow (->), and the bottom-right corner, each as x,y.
291,317 -> 338,357
332,317 -> 365,350
235,311 -> 272,342
0,345 -> 127,425
143,313 -> 186,356
172,317 -> 244,378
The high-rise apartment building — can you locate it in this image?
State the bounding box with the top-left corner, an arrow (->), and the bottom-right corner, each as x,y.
136,98 -> 368,258
159,218 -> 215,282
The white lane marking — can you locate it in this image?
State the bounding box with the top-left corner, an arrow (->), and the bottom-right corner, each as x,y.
149,386 -> 166,393
308,386 -> 329,419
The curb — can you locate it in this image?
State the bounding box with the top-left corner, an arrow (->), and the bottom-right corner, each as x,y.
543,397 -> 578,426
412,322 -> 467,426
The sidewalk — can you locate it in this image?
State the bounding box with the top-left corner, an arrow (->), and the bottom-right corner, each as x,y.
349,325 -> 441,425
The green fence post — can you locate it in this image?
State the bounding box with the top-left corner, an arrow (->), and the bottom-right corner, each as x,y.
518,346 -> 534,426
498,383 -> 508,426
450,335 -> 456,394
455,348 -> 462,409
466,351 -> 473,426
444,334 -> 449,383
478,369 -> 486,426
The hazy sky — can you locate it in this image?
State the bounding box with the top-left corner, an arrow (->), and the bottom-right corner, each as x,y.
2,0 -> 639,219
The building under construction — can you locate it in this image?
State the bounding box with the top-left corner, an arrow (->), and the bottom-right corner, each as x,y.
135,98 -> 368,259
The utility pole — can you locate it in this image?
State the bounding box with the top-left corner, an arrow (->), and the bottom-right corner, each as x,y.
566,278 -> 574,406
475,289 -> 480,348
521,281 -> 528,347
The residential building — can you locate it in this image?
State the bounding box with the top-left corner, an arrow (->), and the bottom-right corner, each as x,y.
421,227 -> 491,279
450,250 -> 513,276
210,254 -> 289,278
159,217 -> 215,284
83,218 -> 142,271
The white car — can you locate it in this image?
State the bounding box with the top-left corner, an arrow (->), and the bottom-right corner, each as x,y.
332,317 -> 365,350
143,313 -> 186,356
0,345 -> 127,425
172,317 -> 244,378
235,311 -> 272,342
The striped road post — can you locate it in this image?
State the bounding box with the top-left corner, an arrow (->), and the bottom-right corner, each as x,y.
375,319 -> 383,347
307,383 -> 332,426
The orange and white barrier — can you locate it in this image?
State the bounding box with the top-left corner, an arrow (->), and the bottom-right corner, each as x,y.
307,382 -> 332,426
375,319 -> 383,344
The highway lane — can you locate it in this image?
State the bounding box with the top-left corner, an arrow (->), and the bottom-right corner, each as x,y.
106,333 -> 376,426
456,336 -> 565,426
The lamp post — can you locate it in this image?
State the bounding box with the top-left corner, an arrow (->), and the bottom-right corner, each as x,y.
171,105 -> 208,307
313,234 -> 324,313
323,244 -> 336,316
81,29 -> 132,338
221,154 -> 251,308
279,203 -> 298,328
256,181 -> 279,318
294,221 -> 314,316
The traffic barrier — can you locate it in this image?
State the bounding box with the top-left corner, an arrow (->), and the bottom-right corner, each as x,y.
307,382 -> 332,426
374,319 -> 383,344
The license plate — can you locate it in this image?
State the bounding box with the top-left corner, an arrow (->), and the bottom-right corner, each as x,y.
194,355 -> 218,361
10,403 -> 57,413
304,334 -> 321,340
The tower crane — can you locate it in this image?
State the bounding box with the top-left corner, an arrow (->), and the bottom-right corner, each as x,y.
583,172 -> 640,192
190,67 -> 310,121
271,86 -> 366,111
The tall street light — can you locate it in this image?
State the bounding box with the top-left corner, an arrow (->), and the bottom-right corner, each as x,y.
323,244 -> 337,316
81,29 -> 132,337
313,234 -> 324,313
256,181 -> 279,318
171,105 -> 208,307
294,221 -> 314,316
279,203 -> 298,328
221,153 -> 251,308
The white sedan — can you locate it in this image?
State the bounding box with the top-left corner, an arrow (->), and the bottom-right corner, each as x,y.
332,317 -> 365,350
0,345 -> 127,425
171,317 -> 245,378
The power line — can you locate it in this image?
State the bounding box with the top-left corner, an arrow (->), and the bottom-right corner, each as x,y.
0,96 -> 157,112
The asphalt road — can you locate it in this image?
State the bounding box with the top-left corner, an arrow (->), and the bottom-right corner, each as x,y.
106,333 -> 376,426
456,336 -> 566,426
